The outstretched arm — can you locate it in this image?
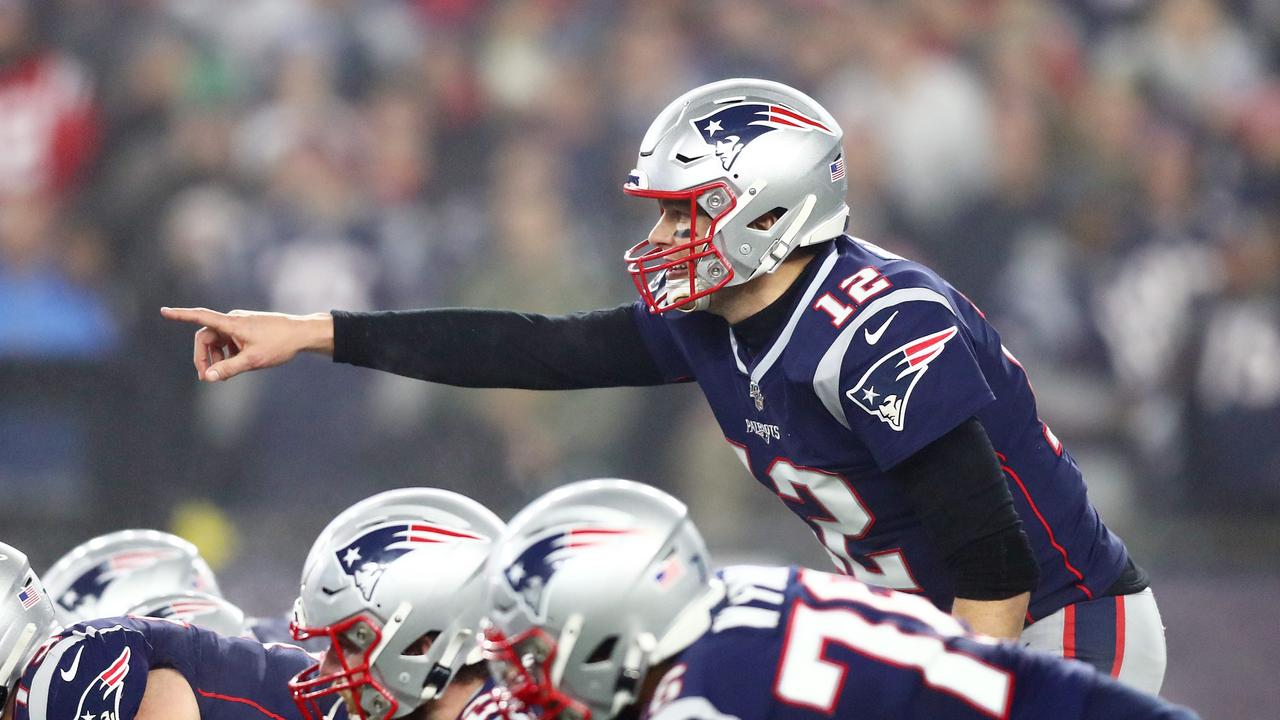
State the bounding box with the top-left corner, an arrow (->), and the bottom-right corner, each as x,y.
162,304 -> 673,389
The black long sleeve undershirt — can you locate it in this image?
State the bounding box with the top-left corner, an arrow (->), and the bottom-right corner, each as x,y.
889,417 -> 1041,600
332,305 -> 668,389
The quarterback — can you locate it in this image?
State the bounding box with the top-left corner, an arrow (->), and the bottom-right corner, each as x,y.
163,79 -> 1164,690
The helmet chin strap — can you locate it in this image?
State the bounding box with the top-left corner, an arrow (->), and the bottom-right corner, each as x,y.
421,626 -> 473,701
550,613 -> 584,688
650,578 -> 726,663
610,632 -> 654,716
751,194 -> 816,280
0,622 -> 36,689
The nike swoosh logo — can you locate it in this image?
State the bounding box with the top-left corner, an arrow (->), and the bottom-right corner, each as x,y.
864,311 -> 899,345
60,646 -> 84,682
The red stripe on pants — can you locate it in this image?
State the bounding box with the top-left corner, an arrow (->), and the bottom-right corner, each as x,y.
1110,595 -> 1127,677
1063,603 -> 1077,658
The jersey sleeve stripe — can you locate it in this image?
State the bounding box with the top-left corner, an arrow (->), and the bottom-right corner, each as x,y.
813,288 -> 959,428
22,635 -> 83,720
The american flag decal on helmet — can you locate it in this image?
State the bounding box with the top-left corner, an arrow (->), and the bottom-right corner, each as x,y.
829,155 -> 846,182
17,584 -> 40,610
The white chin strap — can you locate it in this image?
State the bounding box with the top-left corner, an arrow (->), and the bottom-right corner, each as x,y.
651,579 -> 725,663
0,622 -> 36,689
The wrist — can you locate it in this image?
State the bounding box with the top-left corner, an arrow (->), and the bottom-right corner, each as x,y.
299,313 -> 335,355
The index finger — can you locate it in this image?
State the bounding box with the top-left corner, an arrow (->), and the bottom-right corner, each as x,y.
161,306 -> 231,330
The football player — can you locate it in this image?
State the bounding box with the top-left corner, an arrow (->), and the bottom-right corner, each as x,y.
0,540 -> 340,720
288,488 -> 508,720
43,529 -> 309,646
162,79 -> 1164,689
479,479 -> 1198,720
41,530 -> 222,627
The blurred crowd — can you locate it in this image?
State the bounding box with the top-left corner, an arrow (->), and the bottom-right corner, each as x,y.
0,0 -> 1277,590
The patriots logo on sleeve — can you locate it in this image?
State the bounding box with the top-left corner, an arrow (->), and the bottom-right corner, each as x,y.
73,646 -> 131,720
845,327 -> 959,431
504,528 -> 635,618
335,523 -> 483,601
690,102 -> 834,171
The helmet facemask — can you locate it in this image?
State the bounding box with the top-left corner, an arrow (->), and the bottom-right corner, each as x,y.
481,624 -> 592,720
289,612 -> 399,720
623,182 -> 737,313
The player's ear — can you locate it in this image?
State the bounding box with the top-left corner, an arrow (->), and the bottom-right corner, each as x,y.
408,631 -> 438,656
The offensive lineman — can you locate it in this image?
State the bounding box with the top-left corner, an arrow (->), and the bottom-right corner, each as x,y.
0,540 -> 345,720
162,79 -> 1164,689
480,479 -> 1198,720
287,488 -> 508,720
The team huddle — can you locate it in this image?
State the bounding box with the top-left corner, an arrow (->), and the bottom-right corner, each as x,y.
0,77 -> 1200,718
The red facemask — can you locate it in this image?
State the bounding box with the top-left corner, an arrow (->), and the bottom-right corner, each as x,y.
623,181 -> 737,313
289,614 -> 399,720
481,625 -> 591,720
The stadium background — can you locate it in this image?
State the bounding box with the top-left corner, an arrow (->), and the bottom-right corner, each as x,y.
0,0 -> 1275,715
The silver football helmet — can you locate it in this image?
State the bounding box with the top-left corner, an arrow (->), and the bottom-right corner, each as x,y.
623,78 -> 849,312
41,529 -> 222,626
0,541 -> 60,704
125,590 -> 249,638
480,479 -> 715,720
289,488 -> 506,720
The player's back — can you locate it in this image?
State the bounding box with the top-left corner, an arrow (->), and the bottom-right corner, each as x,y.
16,615 -> 341,720
645,566 -> 1194,720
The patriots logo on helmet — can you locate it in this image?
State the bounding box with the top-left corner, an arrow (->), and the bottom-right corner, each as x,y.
504,527 -> 634,617
690,102 -> 834,171
335,522 -> 483,601
58,549 -> 183,615
845,327 -> 959,431
73,646 -> 132,720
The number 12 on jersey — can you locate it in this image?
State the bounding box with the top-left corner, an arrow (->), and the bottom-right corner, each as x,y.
813,267 -> 892,327
729,443 -> 921,592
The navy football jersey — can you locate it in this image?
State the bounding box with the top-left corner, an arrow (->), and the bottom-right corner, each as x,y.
631,236 -> 1130,620
459,678 -> 508,720
643,566 -> 1194,720
14,615 -> 344,720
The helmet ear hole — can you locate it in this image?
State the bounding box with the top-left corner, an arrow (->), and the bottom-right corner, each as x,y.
585,635 -> 619,664
749,207 -> 788,231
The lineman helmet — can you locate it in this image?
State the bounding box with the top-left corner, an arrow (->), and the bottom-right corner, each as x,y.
289,488 -> 505,720
481,479 -> 714,720
0,541 -> 60,706
41,530 -> 221,626
623,78 -> 848,312
126,590 -> 248,638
